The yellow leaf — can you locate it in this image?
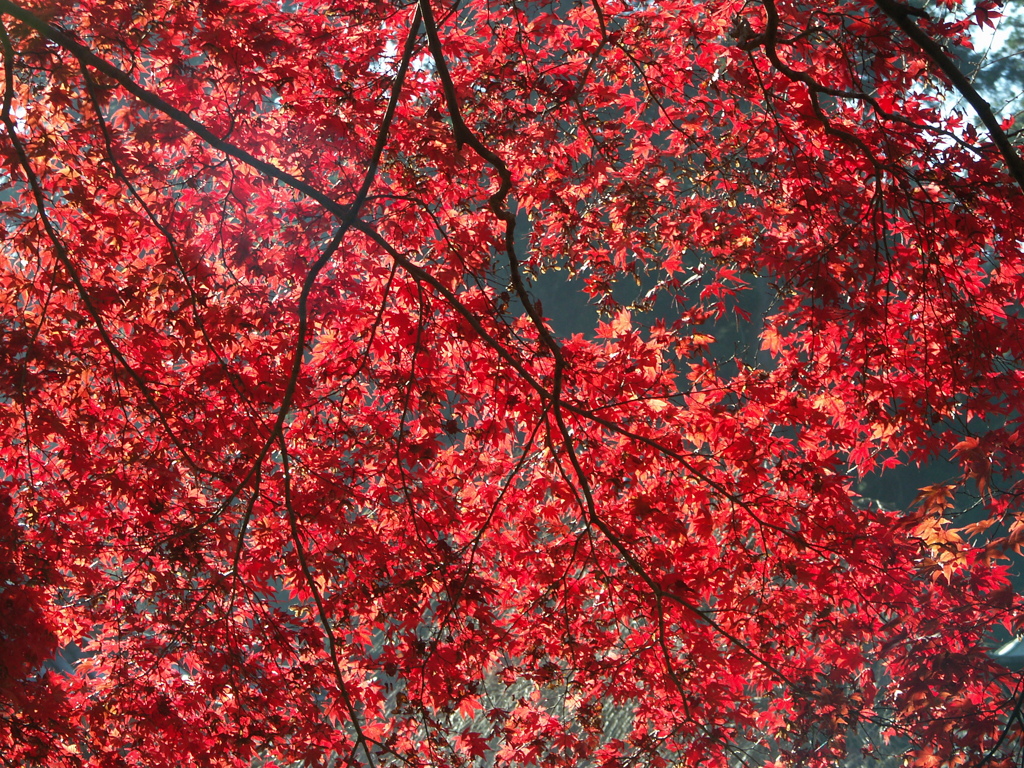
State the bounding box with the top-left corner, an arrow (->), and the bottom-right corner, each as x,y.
611,309 -> 631,336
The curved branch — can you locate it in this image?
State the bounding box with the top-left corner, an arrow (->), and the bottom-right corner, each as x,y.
0,0 -> 424,532
278,432 -> 386,768
0,0 -> 353,217
874,0 -> 1024,192
417,0 -> 566,364
0,21 -> 208,477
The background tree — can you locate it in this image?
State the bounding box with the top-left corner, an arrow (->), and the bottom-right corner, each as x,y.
964,0 -> 1024,136
0,0 -> 1023,767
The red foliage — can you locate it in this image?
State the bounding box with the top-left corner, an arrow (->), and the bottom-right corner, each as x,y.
0,0 -> 1022,765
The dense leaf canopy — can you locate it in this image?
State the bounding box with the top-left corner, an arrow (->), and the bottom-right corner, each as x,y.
1,0 -> 1024,766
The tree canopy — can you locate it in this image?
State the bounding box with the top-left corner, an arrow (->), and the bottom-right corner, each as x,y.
1,0 -> 1024,766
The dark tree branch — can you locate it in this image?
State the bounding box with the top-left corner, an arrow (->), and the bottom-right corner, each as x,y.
874,0 -> 1024,192
0,0 -> 354,217
0,20 -> 209,478
0,0 -> 424,534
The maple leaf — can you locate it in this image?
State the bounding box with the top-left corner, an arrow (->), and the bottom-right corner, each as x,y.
911,483 -> 957,516
955,436 -> 993,496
